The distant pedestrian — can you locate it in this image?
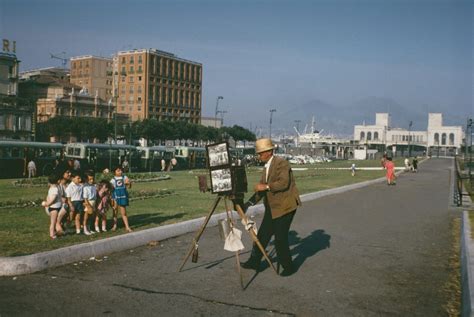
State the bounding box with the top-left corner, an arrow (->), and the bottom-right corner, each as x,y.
122,158 -> 129,173
351,163 -> 356,176
171,157 -> 177,170
161,159 -> 166,171
28,160 -> 36,178
412,157 -> 418,173
404,157 -> 410,171
73,159 -> 81,171
385,157 -> 396,185
381,153 -> 387,169
110,166 -> 132,232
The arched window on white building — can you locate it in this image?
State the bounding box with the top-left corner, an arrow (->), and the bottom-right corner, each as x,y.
434,133 -> 440,145
367,132 -> 372,141
449,133 -> 455,145
441,133 -> 447,145
360,131 -> 365,141
374,132 -> 379,140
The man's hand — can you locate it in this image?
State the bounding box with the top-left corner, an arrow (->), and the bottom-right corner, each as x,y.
254,183 -> 268,192
242,201 -> 252,213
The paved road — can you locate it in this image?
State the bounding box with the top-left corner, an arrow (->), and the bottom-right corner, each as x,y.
0,158 -> 458,316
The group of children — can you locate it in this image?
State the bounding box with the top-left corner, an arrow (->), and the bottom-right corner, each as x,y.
41,166 -> 132,239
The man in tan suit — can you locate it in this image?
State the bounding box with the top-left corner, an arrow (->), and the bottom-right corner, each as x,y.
241,138 -> 301,276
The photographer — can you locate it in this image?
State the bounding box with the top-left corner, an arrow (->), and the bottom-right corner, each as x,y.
241,138 -> 301,276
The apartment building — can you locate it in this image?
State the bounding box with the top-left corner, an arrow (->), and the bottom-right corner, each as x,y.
70,55 -> 113,102
0,38 -> 34,140
116,49 -> 202,122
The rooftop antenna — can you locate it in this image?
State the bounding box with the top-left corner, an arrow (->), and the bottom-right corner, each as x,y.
50,52 -> 68,69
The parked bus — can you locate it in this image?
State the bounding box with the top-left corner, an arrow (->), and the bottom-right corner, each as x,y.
174,146 -> 207,170
137,145 -> 175,172
64,143 -> 140,172
0,140 -> 63,178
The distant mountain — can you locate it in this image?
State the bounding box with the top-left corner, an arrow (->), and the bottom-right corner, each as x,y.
268,96 -> 468,138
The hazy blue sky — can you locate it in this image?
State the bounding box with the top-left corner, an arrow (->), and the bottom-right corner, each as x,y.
1,0 -> 472,131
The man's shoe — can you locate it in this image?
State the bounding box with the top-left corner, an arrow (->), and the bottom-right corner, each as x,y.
240,260 -> 259,270
280,267 -> 296,277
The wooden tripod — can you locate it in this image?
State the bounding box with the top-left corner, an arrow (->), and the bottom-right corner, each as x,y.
178,195 -> 277,287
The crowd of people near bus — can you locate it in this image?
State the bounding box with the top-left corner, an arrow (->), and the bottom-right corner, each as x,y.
41,160 -> 132,239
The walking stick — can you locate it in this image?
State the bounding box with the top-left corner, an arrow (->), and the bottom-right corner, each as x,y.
234,203 -> 278,274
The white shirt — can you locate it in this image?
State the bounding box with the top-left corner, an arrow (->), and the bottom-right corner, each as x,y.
47,185 -> 63,208
83,183 -> 97,201
28,161 -> 36,170
66,182 -> 83,201
264,156 -> 274,183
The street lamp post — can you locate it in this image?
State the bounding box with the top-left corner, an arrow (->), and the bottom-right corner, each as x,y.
408,120 -> 413,157
468,118 -> 473,179
217,110 -> 227,126
269,108 -> 276,139
214,96 -> 224,128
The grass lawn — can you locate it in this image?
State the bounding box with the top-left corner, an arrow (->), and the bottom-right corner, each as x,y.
0,159 -> 390,257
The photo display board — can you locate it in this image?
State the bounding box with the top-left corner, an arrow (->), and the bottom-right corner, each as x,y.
206,142 -> 233,194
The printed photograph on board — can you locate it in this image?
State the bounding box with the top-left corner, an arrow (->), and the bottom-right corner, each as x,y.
207,142 -> 230,168
210,168 -> 232,193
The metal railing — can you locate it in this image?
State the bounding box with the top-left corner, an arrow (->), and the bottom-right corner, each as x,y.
454,157 -> 463,206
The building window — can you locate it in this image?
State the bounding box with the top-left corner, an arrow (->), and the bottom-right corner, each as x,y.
129,77 -> 134,83
138,55 -> 142,64
122,57 -> 126,63
449,133 -> 455,145
374,132 -> 379,140
434,133 -> 440,145
360,131 -> 365,141
130,56 -> 134,64
441,133 -> 447,145
367,132 -> 372,141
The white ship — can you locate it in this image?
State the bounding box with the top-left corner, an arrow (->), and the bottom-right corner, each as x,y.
294,117 -> 343,146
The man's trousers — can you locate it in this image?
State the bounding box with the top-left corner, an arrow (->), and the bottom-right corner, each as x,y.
248,207 -> 296,271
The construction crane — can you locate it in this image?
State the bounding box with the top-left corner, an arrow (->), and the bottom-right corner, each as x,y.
50,52 -> 68,69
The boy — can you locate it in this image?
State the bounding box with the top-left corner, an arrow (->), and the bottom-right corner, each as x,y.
66,171 -> 84,234
82,171 -> 97,235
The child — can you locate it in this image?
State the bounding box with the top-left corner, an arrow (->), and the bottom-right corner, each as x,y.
110,166 -> 132,232
96,180 -> 113,232
351,163 -> 356,176
66,171 -> 84,234
41,173 -> 63,239
82,171 -> 97,235
57,169 -> 71,232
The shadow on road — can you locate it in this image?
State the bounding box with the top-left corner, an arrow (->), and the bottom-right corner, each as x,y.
258,229 -> 331,273
125,212 -> 186,229
288,229 -> 331,270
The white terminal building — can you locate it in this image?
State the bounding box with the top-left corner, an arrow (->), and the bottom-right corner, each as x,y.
353,113 -> 464,158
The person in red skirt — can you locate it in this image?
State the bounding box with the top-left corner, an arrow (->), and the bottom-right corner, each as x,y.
384,157 -> 396,185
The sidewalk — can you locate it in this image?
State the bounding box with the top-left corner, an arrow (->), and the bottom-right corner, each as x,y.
0,158 -> 460,316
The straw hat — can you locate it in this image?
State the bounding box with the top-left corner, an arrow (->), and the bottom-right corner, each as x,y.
255,138 -> 276,154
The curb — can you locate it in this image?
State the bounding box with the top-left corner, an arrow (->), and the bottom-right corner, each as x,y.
462,210 -> 474,317
0,163 -> 414,276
